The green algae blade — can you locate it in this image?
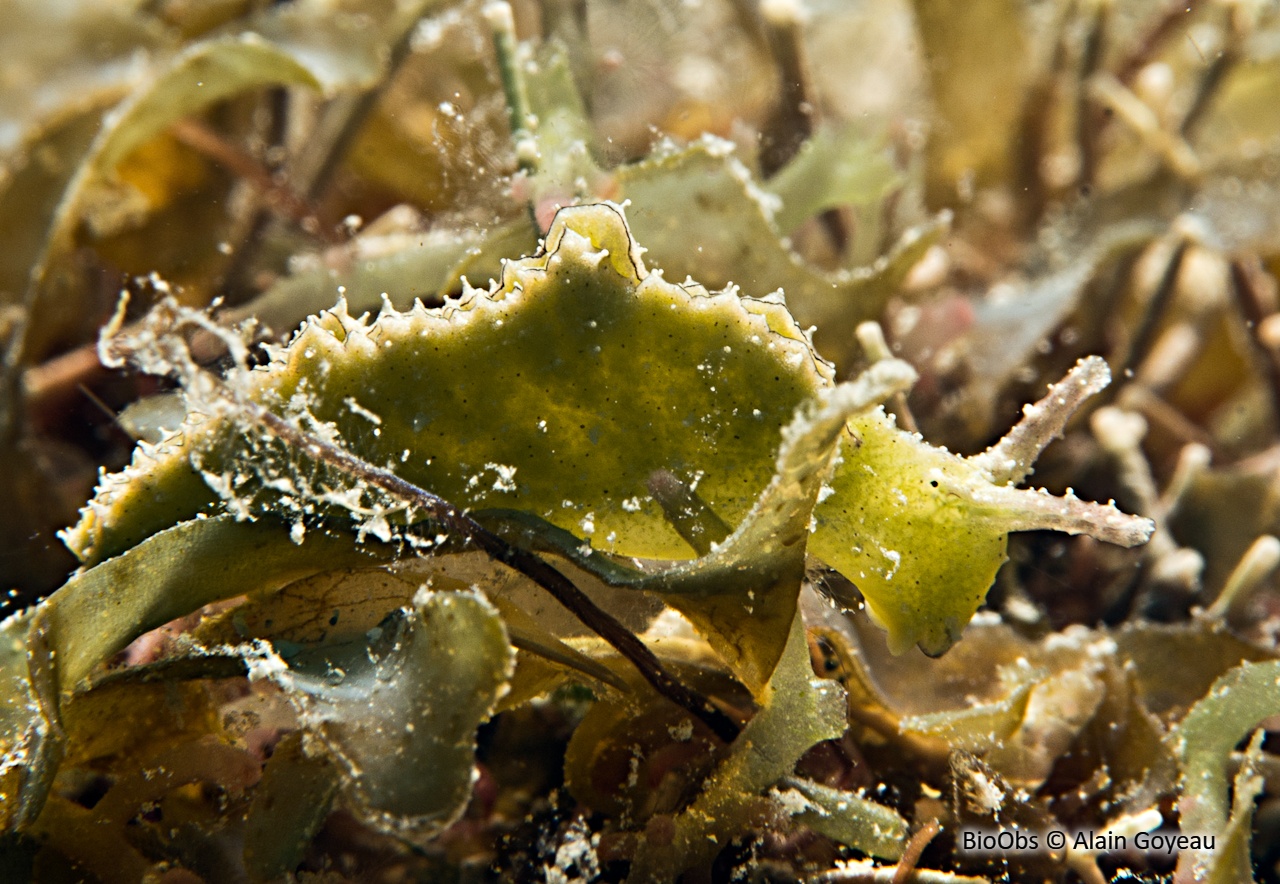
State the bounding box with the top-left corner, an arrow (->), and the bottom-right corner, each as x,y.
649,364 -> 916,690
65,202 -> 833,567
45,516 -> 384,693
780,777 -> 909,861
618,139 -> 950,369
482,359 -> 916,693
813,357 -> 1153,655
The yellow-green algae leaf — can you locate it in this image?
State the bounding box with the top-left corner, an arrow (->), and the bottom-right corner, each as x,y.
482,358 -> 917,692
66,201 -> 834,566
64,203 -> 1150,662
813,356 -> 1154,655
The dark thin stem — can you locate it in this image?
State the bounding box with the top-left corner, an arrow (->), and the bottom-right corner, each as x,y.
757,3 -> 848,252
0,318 -> 25,445
1076,0 -> 1109,193
243,402 -> 741,743
1121,238 -> 1189,382
303,12 -> 421,202
1229,257 -> 1280,424
1114,0 -> 1205,87
758,5 -> 815,178
169,118 -> 339,243
1015,3 -> 1071,227
1179,5 -> 1242,138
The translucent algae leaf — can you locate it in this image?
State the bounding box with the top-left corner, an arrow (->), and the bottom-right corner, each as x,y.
45,516 -> 385,693
618,140 -> 950,369
780,777 -> 909,861
897,628 -> 1113,788
253,588 -> 514,842
521,43 -> 934,368
65,202 -> 1149,666
0,515 -> 382,827
763,125 -> 902,238
645,363 -> 917,688
812,356 -> 1153,655
224,219 -> 539,339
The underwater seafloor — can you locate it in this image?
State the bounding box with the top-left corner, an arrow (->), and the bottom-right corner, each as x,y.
2,0 -> 1280,881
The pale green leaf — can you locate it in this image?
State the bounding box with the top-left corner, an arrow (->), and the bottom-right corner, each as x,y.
618,140 -> 950,368
780,776 -> 909,860
813,357 -> 1152,656
765,126 -> 902,237
255,587 -> 514,842
627,611 -> 848,881
1172,658 -> 1280,882
901,679 -> 1037,752
224,219 -> 539,338
1205,730 -> 1267,884
522,42 -> 606,212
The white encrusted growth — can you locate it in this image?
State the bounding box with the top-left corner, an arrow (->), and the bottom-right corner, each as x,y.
957,480 -> 1154,548
969,356 -> 1112,485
